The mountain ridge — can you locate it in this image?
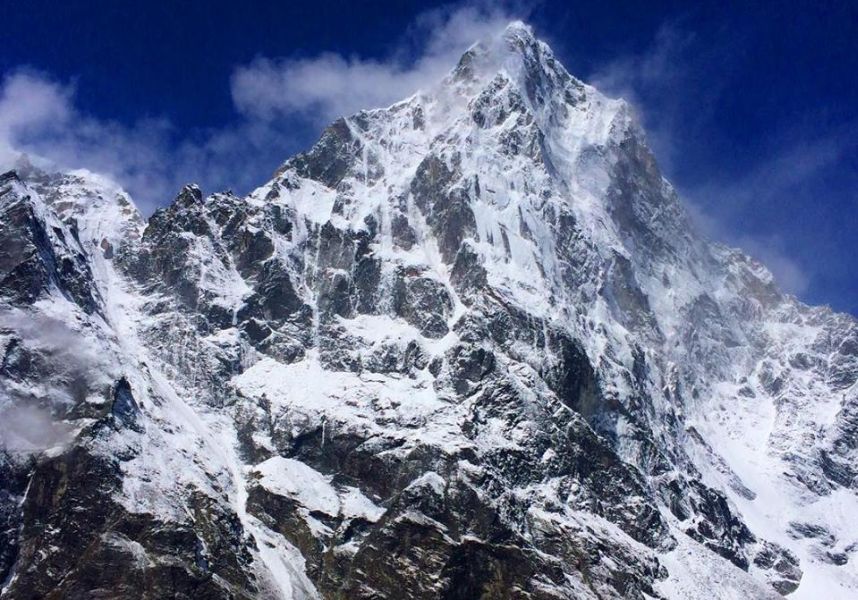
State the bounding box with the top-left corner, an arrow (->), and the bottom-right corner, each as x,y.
1,21 -> 856,599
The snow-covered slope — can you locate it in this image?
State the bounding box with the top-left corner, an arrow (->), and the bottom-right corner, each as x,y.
1,22 -> 856,599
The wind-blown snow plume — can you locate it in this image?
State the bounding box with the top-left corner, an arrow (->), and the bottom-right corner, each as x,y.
231,4 -> 520,123
589,21 -> 858,302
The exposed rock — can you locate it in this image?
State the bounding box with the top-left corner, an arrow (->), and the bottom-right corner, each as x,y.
4,20 -> 858,600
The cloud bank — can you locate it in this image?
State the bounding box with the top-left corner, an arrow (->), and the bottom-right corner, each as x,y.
0,68 -> 295,215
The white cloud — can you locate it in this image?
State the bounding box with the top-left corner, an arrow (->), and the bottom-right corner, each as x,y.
0,69 -> 72,167
588,23 -> 730,178
685,123 -> 857,295
230,4 -> 519,124
0,68 -> 182,213
0,69 -> 72,140
734,234 -> 810,296
0,404 -> 74,453
0,68 -> 303,214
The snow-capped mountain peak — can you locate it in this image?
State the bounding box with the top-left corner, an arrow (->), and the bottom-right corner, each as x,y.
1,22 -> 856,600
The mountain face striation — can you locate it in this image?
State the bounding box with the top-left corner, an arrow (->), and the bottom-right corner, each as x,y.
1,22 -> 857,600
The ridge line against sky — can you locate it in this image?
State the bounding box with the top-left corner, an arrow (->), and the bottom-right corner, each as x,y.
1,1 -> 856,315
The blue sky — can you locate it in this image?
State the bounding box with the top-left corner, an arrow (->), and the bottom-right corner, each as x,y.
1,1 -> 856,315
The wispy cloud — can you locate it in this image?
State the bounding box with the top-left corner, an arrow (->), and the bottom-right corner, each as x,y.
0,69 -> 72,150
0,68 -> 287,214
588,21 -> 734,177
0,403 -> 74,454
686,124 -> 857,296
588,19 -> 858,302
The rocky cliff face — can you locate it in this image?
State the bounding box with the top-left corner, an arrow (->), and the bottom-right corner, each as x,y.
1,22 -> 857,600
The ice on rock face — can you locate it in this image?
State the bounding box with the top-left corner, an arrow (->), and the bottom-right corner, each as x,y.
2,20 -> 857,600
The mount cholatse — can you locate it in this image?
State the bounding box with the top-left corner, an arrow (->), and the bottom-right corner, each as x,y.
1,21 -> 856,600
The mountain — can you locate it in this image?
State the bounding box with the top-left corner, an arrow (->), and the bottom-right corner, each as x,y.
1,22 -> 857,599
